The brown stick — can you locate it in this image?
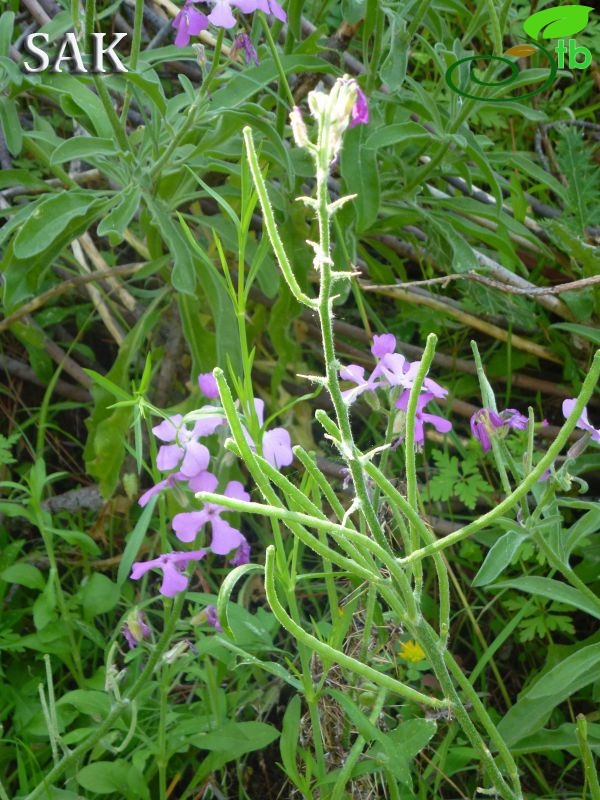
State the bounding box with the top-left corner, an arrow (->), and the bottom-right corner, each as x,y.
0,264 -> 144,334
362,271 -> 600,297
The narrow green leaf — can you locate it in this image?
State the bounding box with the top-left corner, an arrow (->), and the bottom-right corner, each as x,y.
216,563 -> 264,637
117,498 -> 157,586
0,96 -> 23,156
50,137 -> 117,164
97,186 -> 141,238
527,643 -> 600,699
145,196 -> 196,294
341,124 -> 380,232
491,577 -> 600,620
473,531 -> 525,587
552,323 -> 600,347
13,191 -> 99,259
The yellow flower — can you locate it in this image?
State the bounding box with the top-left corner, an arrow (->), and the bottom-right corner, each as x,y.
399,640 -> 425,663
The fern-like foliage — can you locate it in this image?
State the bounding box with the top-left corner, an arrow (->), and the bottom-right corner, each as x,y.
554,126 -> 600,234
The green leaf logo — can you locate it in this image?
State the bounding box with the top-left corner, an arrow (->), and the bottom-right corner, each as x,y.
523,5 -> 593,39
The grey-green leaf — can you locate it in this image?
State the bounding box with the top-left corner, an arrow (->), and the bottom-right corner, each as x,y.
473,531 -> 526,586
491,577 -> 600,620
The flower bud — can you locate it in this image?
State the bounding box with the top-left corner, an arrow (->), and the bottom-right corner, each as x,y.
289,106 -> 310,149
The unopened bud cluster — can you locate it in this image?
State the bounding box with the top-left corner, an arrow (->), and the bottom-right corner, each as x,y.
290,75 -> 368,165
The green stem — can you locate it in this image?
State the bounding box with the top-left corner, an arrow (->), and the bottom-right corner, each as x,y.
264,547 -> 447,709
577,714 -> 600,800
84,0 -> 96,39
399,350 -> 600,567
157,666 -> 169,800
260,13 -> 295,108
243,127 -> 315,307
92,75 -> 130,153
150,28 -> 225,180
313,137 -> 389,555
403,333 -> 438,596
531,529 -> 600,615
329,688 -> 387,800
31,507 -> 84,687
120,0 -> 144,123
364,462 -> 450,648
26,592 -> 187,800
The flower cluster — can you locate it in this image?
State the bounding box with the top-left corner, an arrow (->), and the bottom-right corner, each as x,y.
129,371 -> 293,604
173,0 -> 285,47
470,407 -> 530,452
290,75 -> 369,164
340,333 -> 452,446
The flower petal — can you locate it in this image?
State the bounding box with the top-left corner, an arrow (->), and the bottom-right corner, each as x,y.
422,412 -> 452,434
210,518 -> 244,555
230,538 -> 251,566
224,480 -> 250,503
208,0 -> 237,28
173,510 -> 210,543
339,364 -> 365,384
153,415 -> 182,442
371,333 -> 396,358
267,0 -> 287,21
198,372 -> 219,399
180,440 -> 211,478
349,85 -> 369,128
377,353 -> 409,386
252,397 -> 265,427
186,6 -> 208,34
188,470 -> 219,494
156,443 -> 184,471
562,398 -> 577,420
159,563 -> 189,597
262,427 -> 293,468
130,558 -> 160,581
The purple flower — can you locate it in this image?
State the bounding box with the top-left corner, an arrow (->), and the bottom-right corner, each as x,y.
339,364 -> 382,402
205,604 -> 223,632
153,412 -> 223,478
229,538 -> 251,566
172,471 -> 250,556
470,407 -> 531,451
470,408 -> 504,452
172,0 -> 208,47
563,399 -> 600,443
397,391 -> 452,446
207,0 -> 237,28
371,333 -> 396,358
234,0 -> 287,22
231,32 -> 259,65
138,471 -> 186,508
122,611 -> 151,649
500,408 -> 529,430
339,332 -> 448,405
130,550 -> 207,597
244,398 -> 293,468
349,85 -> 369,128
198,372 -> 220,399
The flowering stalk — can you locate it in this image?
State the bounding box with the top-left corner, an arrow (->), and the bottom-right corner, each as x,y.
26,591 -> 187,800
237,78 -> 522,798
399,350 -> 600,568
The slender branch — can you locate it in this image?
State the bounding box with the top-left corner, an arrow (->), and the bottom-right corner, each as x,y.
363,271 -> 600,297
